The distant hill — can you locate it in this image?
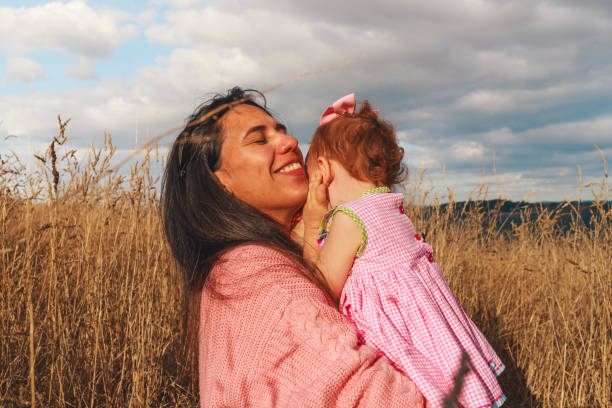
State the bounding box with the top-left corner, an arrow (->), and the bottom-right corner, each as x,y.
423,199 -> 611,232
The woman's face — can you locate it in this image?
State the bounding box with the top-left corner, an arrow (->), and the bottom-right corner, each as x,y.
214,104 -> 308,227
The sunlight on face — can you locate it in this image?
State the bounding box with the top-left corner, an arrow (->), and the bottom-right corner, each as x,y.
214,104 -> 308,227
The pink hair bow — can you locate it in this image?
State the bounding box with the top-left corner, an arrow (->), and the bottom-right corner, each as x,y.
319,93 -> 379,126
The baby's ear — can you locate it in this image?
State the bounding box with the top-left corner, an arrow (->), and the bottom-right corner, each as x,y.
317,157 -> 333,185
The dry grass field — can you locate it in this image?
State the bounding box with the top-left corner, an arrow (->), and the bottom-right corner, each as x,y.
1,120 -> 610,407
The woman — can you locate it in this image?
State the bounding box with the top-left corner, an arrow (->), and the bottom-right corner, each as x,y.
161,87 -> 428,407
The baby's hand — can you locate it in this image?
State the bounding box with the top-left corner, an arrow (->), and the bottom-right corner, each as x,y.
303,172 -> 330,231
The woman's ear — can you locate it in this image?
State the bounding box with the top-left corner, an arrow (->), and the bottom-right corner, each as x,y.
213,168 -> 233,194
317,157 -> 333,186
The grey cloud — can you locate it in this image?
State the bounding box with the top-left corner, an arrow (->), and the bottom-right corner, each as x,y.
2,0 -> 611,201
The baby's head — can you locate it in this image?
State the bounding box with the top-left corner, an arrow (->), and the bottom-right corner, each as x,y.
307,99 -> 406,189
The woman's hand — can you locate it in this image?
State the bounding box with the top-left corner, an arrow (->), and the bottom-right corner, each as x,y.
303,172 -> 330,230
302,172 -> 330,266
290,214 -> 305,246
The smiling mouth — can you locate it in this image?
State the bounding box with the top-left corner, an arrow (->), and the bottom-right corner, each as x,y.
277,162 -> 303,173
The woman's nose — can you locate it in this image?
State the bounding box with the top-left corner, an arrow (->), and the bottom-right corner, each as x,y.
276,132 -> 298,155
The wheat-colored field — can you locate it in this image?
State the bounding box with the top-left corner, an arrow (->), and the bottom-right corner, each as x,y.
1,121 -> 610,407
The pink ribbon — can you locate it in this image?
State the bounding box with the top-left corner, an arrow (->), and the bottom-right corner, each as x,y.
319,93 -> 379,126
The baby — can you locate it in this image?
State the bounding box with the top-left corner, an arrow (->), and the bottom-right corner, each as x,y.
302,94 -> 506,408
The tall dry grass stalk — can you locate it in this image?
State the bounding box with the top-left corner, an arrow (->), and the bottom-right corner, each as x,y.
403,165 -> 610,408
1,120 -> 610,407
1,123 -> 193,407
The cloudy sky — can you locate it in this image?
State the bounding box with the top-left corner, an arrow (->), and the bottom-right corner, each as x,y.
1,0 -> 611,202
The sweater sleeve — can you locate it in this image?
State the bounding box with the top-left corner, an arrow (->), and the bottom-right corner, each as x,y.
257,294 -> 428,407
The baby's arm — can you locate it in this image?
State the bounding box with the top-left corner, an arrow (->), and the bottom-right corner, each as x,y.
302,174 -> 361,301
316,212 -> 361,300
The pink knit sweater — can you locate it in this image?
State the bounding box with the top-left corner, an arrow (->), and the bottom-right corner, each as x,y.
198,244 -> 428,407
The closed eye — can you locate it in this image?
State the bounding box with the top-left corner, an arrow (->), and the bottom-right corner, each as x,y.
276,123 -> 287,133
246,131 -> 266,144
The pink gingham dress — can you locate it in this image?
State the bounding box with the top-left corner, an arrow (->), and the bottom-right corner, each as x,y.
320,190 -> 506,408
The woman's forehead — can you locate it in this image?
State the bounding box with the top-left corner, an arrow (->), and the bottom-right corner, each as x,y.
220,104 -> 275,135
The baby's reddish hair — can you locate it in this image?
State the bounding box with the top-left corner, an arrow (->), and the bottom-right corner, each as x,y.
308,100 -> 406,187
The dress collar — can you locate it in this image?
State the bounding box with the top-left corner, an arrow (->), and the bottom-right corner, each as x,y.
360,186 -> 391,197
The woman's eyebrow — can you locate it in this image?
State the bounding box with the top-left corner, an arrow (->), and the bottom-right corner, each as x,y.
243,123 -> 287,140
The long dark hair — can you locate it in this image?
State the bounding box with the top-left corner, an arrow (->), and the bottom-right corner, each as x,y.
160,87 -> 311,381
